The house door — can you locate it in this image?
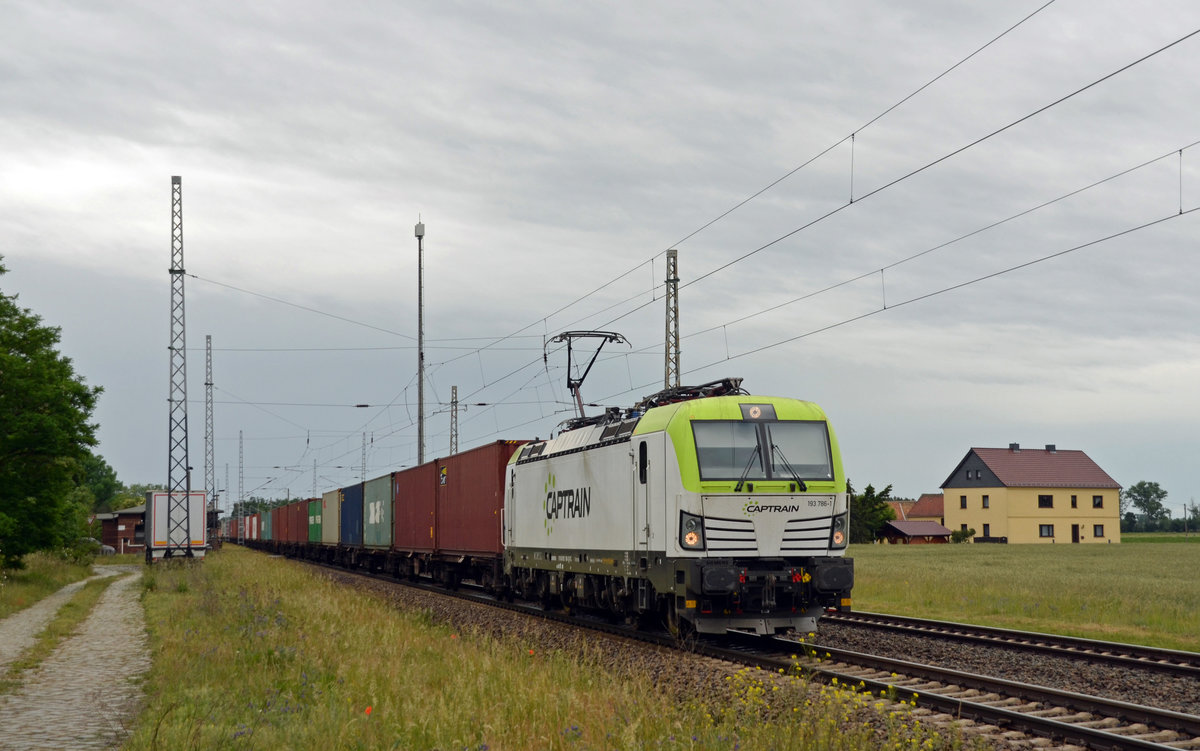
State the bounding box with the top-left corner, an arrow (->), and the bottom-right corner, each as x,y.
1071,524 -> 1080,543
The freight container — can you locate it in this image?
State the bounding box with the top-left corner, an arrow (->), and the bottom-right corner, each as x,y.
341,483 -> 364,546
436,441 -> 525,556
363,474 -> 393,549
287,500 -> 307,543
270,506 -> 283,544
393,462 -> 437,552
321,489 -> 341,545
261,509 -> 273,541
308,498 -> 322,542
249,513 -> 259,541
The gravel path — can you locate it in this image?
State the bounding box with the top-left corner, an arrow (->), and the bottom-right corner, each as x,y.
0,565 -> 150,751
0,571 -> 114,673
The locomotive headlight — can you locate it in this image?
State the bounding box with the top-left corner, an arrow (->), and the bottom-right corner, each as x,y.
830,511 -> 848,549
679,511 -> 706,551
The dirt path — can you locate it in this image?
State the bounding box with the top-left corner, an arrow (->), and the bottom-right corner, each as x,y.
0,565 -> 149,750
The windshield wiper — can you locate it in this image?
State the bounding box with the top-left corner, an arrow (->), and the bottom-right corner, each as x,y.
733,443 -> 762,493
770,442 -> 808,492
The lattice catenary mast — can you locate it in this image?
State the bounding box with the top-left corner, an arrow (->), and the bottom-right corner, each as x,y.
449,385 -> 459,455
204,334 -> 216,514
166,175 -> 194,556
664,248 -> 681,389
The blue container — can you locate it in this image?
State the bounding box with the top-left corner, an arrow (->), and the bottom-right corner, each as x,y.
341,482 -> 364,546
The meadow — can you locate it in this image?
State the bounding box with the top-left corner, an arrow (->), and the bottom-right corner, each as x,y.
0,552 -> 94,619
848,538 -> 1200,651
125,547 -> 978,751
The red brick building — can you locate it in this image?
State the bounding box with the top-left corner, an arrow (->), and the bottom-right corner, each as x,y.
93,505 -> 146,554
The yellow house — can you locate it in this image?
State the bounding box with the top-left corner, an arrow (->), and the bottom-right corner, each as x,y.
942,443 -> 1121,544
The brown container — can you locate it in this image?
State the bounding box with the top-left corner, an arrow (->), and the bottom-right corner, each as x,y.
435,441 -> 525,556
270,506 -> 283,542
393,463 -> 438,553
288,499 -> 310,543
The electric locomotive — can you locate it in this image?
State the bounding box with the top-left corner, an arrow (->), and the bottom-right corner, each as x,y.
504,378 -> 853,635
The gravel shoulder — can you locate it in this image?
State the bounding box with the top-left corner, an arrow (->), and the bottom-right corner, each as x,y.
0,565 -> 149,751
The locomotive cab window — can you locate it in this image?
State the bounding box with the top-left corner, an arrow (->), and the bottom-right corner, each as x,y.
692,419 -> 831,481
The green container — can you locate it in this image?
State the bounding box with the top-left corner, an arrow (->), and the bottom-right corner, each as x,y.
363,473 -> 393,549
308,498 -> 322,543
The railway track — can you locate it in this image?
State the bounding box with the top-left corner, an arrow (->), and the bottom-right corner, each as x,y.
727,635 -> 1200,750
298,556 -> 1200,750
822,610 -> 1200,680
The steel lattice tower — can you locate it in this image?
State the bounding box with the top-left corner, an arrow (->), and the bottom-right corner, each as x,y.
166,175 -> 194,556
449,385 -> 459,455
238,431 -> 244,543
204,335 -> 215,514
664,248 -> 681,389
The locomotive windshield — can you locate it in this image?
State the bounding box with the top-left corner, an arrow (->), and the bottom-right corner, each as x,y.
693,420 -> 832,482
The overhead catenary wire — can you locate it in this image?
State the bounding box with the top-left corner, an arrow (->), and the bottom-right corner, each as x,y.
231,9 -> 1198,491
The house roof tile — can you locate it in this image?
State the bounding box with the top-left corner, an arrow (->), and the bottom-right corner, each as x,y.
884,520 -> 952,537
908,493 -> 944,517
951,447 -> 1120,489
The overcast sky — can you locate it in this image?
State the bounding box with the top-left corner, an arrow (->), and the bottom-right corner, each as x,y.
3,1 -> 1198,517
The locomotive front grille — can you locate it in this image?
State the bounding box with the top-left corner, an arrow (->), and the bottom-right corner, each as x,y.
699,513 -> 834,555
702,516 -> 756,553
780,517 -> 834,554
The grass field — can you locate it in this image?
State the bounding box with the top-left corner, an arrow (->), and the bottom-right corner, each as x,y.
0,552 -> 94,619
1122,532 -> 1200,543
847,540 -> 1200,651
126,547 -> 978,750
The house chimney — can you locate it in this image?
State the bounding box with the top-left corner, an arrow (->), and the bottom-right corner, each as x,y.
1046,444 -> 1056,453
1009,443 -> 1020,452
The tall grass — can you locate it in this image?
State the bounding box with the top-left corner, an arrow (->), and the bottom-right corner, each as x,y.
0,552 -> 94,619
126,547 -> 980,750
848,542 -> 1200,651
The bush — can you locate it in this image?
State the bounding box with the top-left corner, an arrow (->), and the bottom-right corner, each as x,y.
950,527 -> 975,544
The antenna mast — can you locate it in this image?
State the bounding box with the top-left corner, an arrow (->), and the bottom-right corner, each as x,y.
414,219 -> 426,464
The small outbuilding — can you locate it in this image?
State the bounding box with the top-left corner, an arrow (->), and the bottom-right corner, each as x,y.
880,520 -> 952,545
93,505 -> 146,554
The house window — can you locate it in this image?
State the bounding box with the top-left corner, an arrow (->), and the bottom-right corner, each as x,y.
1093,495 -> 1103,508
1093,524 -> 1104,538
1039,524 -> 1055,538
961,524 -> 968,532
960,495 -> 967,509
1038,495 -> 1053,509
982,495 -> 990,509
982,523 -> 991,537
1071,495 -> 1077,509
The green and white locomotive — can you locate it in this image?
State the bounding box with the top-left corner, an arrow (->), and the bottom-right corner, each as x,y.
504,378 -> 854,635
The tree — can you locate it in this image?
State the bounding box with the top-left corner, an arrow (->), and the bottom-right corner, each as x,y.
847,480 -> 896,544
0,257 -> 101,569
80,452 -> 121,512
1122,481 -> 1168,522
110,481 -> 165,511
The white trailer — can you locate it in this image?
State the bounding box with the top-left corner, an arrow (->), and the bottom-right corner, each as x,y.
145,491 -> 208,561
